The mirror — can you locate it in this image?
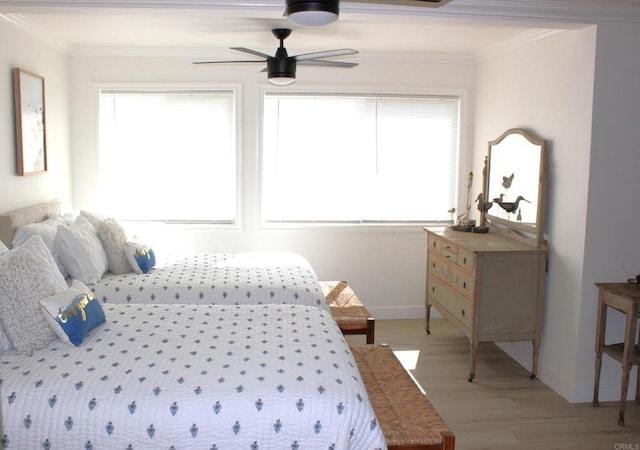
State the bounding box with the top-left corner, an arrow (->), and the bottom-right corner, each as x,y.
483,128 -> 547,247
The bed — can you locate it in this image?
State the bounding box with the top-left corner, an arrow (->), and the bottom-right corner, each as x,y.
0,201 -> 327,310
1,303 -> 386,448
0,201 -> 387,448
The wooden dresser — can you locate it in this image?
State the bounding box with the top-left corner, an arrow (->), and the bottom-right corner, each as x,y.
424,226 -> 546,381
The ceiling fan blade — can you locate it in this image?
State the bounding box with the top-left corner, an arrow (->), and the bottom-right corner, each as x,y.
347,0 -> 451,6
297,60 -> 358,68
294,48 -> 358,61
193,60 -> 267,65
231,47 -> 273,59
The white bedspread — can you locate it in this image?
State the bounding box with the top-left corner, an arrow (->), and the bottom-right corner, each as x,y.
1,303 -> 386,449
91,252 -> 329,311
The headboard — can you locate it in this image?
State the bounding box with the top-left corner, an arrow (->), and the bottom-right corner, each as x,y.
0,200 -> 63,248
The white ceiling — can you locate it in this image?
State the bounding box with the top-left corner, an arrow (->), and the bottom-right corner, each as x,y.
1,0 -> 640,59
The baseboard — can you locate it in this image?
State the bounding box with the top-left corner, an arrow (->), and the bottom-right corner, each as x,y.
367,305 -> 426,320
498,342 -> 639,403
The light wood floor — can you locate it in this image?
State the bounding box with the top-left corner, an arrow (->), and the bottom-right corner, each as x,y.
346,319 -> 640,450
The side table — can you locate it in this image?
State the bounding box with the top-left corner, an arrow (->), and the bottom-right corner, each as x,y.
592,282 -> 640,426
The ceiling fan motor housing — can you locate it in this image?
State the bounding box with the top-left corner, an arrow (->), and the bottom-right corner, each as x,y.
268,56 -> 297,80
285,0 -> 339,16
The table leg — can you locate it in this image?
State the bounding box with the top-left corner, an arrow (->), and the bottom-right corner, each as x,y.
468,338 -> 478,382
618,301 -> 639,426
636,323 -> 640,404
425,302 -> 431,335
593,297 -> 607,407
530,339 -> 539,380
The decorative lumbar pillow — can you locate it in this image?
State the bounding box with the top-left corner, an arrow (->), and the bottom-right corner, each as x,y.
40,279 -> 106,347
97,218 -> 132,275
0,247 -> 59,355
126,242 -> 156,274
13,217 -> 69,278
54,217 -> 108,285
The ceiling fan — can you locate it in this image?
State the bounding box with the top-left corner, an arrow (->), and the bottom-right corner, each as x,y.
284,0 -> 453,27
193,28 -> 358,86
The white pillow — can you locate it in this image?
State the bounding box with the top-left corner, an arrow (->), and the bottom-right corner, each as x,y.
0,235 -> 66,353
79,210 -> 103,230
0,247 -> 59,355
17,234 -> 68,294
0,239 -> 8,255
54,217 -> 108,285
13,217 -> 69,278
0,326 -> 12,352
97,218 -> 132,275
0,245 -> 11,352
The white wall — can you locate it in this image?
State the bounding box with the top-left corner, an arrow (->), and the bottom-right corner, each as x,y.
69,52 -> 476,320
0,18 -> 71,213
473,26 -> 599,401
577,22 -> 640,402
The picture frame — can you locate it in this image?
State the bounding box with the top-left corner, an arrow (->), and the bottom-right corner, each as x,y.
13,68 -> 47,176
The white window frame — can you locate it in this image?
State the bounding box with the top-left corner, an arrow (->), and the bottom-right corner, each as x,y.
95,83 -> 242,228
259,86 -> 469,230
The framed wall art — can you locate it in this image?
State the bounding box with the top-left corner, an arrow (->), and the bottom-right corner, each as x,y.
13,68 -> 47,176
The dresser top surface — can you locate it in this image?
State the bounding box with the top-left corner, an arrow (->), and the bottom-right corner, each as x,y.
424,226 -> 542,253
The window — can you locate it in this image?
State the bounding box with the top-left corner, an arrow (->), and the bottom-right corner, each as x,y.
98,88 -> 238,223
262,93 -> 460,224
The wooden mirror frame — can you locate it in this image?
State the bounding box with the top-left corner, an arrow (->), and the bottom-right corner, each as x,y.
483,128 -> 547,248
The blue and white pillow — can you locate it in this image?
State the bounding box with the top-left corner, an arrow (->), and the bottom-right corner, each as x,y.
126,242 -> 156,274
40,279 -> 106,347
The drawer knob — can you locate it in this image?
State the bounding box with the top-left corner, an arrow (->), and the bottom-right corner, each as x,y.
463,281 -> 467,289
461,309 -> 465,317
463,257 -> 467,264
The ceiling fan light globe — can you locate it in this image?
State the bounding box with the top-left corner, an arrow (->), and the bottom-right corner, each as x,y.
288,11 -> 338,27
285,0 -> 339,27
268,76 -> 296,86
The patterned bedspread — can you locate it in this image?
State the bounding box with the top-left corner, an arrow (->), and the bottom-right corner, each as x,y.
91,252 -> 328,311
1,303 -> 386,449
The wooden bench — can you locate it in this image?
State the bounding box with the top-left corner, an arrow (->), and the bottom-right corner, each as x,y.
351,344 -> 455,450
320,280 -> 375,344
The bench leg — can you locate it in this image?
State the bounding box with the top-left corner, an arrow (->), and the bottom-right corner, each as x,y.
366,318 -> 375,344
442,430 -> 456,450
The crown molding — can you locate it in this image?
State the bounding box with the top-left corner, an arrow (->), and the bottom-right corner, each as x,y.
438,0 -> 640,24
3,0 -> 640,60
0,0 -> 639,23
0,13 -> 71,51
473,28 -> 564,62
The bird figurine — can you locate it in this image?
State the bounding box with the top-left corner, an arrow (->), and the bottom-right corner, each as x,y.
494,194 -> 530,214
502,173 -> 515,189
447,207 -> 456,222
475,193 -> 493,213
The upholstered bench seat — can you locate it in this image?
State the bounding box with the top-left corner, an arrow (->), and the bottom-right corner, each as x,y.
351,344 -> 455,450
320,280 -> 375,344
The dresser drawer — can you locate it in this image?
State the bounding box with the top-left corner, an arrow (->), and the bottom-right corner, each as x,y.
428,252 -> 475,301
428,274 -> 473,330
457,247 -> 475,273
428,234 -> 458,263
